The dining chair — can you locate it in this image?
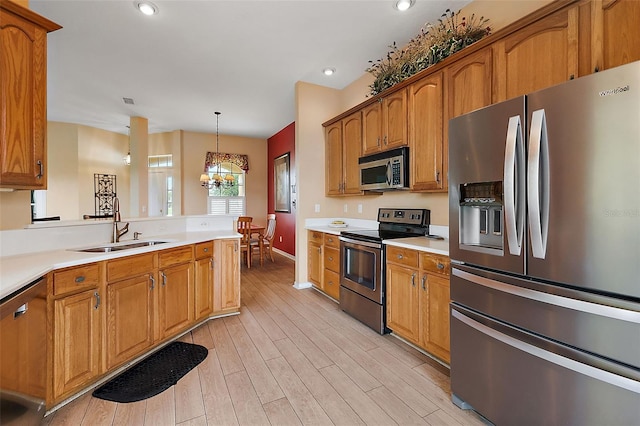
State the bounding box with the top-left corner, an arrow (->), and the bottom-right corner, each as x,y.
237,216 -> 253,268
251,214 -> 276,263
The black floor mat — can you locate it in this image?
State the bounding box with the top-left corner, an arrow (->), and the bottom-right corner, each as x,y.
92,341 -> 208,403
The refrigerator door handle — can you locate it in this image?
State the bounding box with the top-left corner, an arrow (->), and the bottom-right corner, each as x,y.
504,115 -> 525,255
528,109 -> 550,259
451,309 -> 640,393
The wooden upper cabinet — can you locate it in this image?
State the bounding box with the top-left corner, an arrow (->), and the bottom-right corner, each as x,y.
600,0 -> 640,71
362,90 -> 408,155
493,5 -> 579,102
408,72 -> 445,192
325,121 -> 343,195
342,112 -> 362,195
446,47 -> 493,120
0,2 -> 61,189
325,111 -> 362,196
362,101 -> 382,154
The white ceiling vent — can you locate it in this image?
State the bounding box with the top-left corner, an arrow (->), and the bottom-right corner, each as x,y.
123,97 -> 135,105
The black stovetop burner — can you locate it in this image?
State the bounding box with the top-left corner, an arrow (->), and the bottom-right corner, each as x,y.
340,208 -> 430,244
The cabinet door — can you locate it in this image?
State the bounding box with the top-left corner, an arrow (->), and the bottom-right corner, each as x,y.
408,72 -> 445,191
325,122 -> 343,195
195,256 -> 214,321
106,274 -> 154,370
600,0 -> 640,70
0,9 -> 50,189
362,101 -> 382,155
446,47 -> 493,119
386,263 -> 420,344
308,241 -> 323,288
342,112 -> 363,195
421,274 -> 451,363
214,239 -> 240,312
383,89 -> 408,149
158,263 -> 194,339
493,5 -> 579,101
53,289 -> 101,399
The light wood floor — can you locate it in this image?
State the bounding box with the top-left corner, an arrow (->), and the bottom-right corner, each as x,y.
43,254 -> 486,426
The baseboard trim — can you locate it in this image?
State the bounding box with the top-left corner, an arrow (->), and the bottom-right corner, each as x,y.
273,247 -> 295,261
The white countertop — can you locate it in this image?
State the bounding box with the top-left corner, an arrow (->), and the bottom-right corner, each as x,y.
383,236 -> 449,256
0,230 -> 239,300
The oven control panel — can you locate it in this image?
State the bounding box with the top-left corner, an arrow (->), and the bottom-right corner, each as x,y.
378,208 -> 430,226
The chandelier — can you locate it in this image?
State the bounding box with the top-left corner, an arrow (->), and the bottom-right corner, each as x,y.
200,111 -> 235,189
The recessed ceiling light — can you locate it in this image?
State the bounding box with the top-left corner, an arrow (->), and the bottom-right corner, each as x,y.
395,0 -> 415,12
323,68 -> 336,76
135,1 -> 158,16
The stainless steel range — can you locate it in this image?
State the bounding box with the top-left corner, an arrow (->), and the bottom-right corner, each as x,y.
339,208 -> 431,334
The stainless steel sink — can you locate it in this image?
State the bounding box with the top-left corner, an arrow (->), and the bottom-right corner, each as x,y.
76,240 -> 169,253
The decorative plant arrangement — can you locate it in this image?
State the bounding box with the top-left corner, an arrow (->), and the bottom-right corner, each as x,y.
366,9 -> 491,96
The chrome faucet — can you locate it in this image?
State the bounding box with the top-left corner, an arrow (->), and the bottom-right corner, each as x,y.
112,197 -> 129,243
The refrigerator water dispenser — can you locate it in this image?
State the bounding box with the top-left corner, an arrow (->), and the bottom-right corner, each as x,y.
459,181 -> 503,254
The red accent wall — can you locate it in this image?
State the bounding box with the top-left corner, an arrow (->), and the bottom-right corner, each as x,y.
267,122 -> 295,256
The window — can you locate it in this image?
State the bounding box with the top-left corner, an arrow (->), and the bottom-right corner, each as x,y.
148,154 -> 173,168
207,163 -> 246,215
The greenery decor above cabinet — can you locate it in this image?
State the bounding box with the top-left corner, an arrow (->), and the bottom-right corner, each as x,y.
0,1 -> 61,189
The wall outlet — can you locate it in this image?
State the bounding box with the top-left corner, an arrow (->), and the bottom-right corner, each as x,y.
315,204 -> 320,213
343,204 -> 348,213
358,204 -> 363,213
279,236 -> 283,242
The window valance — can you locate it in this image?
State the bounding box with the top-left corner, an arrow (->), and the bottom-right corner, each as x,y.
204,152 -> 249,173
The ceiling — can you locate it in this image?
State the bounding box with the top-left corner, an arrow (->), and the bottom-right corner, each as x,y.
31,0 -> 470,139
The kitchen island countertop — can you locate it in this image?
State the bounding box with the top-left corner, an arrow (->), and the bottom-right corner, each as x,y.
0,230 -> 239,300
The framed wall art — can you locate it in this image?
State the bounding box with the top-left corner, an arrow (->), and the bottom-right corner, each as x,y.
274,152 -> 290,213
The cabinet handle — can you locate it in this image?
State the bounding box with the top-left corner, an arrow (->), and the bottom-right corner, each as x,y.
437,263 -> 445,270
411,272 -> 416,287
234,241 -> 238,252
435,171 -> 440,183
397,254 -> 404,260
94,291 -> 101,309
210,258 -> 214,270
421,274 -> 427,291
377,136 -> 380,147
149,274 -> 155,289
161,271 -> 167,286
318,247 -> 322,254
74,275 -> 85,283
36,160 -> 44,179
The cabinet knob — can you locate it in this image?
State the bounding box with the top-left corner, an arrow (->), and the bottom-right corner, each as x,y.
203,248 -> 208,252
397,254 -> 404,260
437,263 -> 444,270
75,276 -> 85,283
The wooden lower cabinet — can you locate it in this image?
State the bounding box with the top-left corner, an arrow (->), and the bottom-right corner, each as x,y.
214,239 -> 241,312
157,262 -> 194,339
106,273 -> 155,370
194,241 -> 215,321
386,246 -> 451,363
307,230 -> 341,301
50,264 -> 102,402
52,289 -> 101,400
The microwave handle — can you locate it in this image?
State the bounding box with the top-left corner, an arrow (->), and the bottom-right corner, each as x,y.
386,161 -> 391,185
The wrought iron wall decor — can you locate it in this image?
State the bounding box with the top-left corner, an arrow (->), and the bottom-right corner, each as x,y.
94,174 -> 117,217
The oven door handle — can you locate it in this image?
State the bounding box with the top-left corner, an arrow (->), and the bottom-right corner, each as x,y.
339,236 -> 382,249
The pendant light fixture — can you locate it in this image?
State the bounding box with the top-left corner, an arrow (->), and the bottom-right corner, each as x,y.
200,112 -> 235,189
123,125 -> 131,166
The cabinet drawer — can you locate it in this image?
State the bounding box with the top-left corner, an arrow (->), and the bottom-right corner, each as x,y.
323,269 -> 341,300
308,230 -> 324,245
386,246 -> 419,268
159,246 -> 194,268
195,241 -> 214,259
323,233 -> 340,249
107,252 -> 156,282
420,253 -> 450,276
324,246 -> 340,273
53,264 -> 100,296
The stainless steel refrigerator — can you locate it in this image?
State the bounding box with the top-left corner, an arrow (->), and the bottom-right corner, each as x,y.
448,61 -> 640,425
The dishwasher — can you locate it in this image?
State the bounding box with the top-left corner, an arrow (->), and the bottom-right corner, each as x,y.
0,276 -> 48,425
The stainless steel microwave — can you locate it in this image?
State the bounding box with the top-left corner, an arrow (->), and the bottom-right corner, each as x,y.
359,147 -> 409,191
